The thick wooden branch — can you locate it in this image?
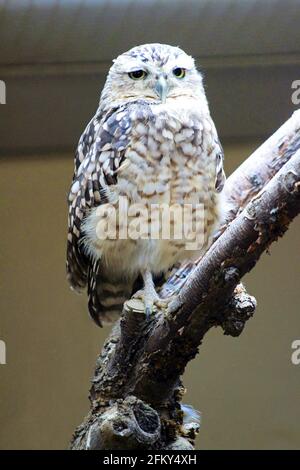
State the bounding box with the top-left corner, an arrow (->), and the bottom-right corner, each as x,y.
70,112 -> 300,450
221,109 -> 300,225
130,149 -> 300,404
160,109 -> 300,298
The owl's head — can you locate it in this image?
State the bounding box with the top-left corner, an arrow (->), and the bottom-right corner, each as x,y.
100,43 -> 204,108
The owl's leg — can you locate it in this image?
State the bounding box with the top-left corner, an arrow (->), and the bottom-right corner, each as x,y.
139,269 -> 160,317
133,269 -> 174,317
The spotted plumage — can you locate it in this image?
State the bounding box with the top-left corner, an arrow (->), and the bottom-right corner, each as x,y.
66,43 -> 225,326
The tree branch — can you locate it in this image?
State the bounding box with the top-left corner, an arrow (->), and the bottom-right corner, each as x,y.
70,111 -> 300,450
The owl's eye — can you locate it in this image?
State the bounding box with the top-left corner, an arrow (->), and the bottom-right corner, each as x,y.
173,67 -> 186,78
128,70 -> 147,80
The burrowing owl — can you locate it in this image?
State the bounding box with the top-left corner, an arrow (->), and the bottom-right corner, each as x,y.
67,43 -> 225,326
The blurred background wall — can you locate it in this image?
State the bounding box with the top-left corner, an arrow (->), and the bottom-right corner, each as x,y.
0,0 -> 299,449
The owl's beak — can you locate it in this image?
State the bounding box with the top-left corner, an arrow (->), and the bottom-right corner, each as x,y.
154,76 -> 169,103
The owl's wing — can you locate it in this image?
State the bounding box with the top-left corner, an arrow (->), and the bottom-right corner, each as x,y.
66,105 -> 132,294
215,146 -> 226,193
209,117 -> 226,193
204,115 -> 226,193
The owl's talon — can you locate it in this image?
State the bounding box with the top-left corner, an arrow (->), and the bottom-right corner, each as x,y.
156,297 -> 172,309
145,306 -> 152,319
133,289 -> 157,317
132,289 -> 148,301
132,285 -> 176,318
156,295 -> 178,314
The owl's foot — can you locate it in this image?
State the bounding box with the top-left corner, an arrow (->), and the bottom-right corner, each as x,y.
133,269 -> 172,318
133,288 -> 177,318
132,287 -> 159,318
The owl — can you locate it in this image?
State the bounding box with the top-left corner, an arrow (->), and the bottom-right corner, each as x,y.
66,43 -> 225,326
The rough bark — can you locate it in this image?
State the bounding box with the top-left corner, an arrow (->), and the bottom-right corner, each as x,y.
70,111 -> 300,450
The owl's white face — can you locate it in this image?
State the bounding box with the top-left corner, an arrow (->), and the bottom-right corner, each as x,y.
100,43 -> 205,108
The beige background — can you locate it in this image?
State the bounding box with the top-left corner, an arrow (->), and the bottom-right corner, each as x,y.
0,0 -> 300,451
0,141 -> 299,449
